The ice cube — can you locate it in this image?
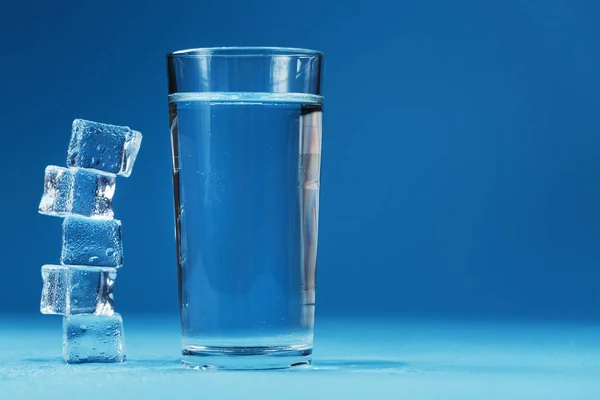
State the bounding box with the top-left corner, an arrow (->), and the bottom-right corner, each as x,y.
69,266 -> 116,315
40,265 -> 117,315
63,313 -> 126,363
67,119 -> 143,177
40,265 -> 67,315
38,166 -> 116,219
61,216 -> 124,267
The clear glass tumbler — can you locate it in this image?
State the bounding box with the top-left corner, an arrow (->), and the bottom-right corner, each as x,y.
167,47 -> 323,369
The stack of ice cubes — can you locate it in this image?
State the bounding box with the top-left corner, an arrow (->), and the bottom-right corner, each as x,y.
38,119 -> 142,364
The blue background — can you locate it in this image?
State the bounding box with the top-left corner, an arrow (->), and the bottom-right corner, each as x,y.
1,0 -> 599,321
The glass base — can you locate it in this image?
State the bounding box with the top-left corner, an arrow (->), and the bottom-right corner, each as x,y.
182,345 -> 312,370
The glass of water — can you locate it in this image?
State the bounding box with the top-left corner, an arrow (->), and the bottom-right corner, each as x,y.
167,47 -> 323,369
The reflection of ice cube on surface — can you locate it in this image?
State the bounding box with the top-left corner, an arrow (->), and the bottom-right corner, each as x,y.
67,119 -> 143,177
38,166 -> 116,219
40,265 -> 67,315
40,265 -> 117,315
61,216 -> 123,267
63,313 -> 126,363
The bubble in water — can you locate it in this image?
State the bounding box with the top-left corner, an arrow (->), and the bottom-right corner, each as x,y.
105,248 -> 115,257
89,256 -> 99,263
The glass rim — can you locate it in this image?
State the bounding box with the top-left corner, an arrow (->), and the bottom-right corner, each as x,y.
167,46 -> 323,58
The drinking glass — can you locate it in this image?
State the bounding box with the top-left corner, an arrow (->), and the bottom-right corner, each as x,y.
167,47 -> 323,369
